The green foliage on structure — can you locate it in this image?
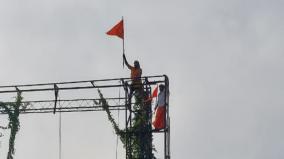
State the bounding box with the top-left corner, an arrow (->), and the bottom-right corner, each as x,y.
0,93 -> 24,159
95,90 -> 126,144
97,89 -> 156,159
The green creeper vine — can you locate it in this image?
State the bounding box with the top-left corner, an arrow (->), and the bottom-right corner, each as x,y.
96,89 -> 156,159
95,90 -> 126,144
0,93 -> 24,159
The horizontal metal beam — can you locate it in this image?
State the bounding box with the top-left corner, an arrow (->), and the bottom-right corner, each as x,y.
0,75 -> 165,89
0,81 -> 164,94
0,98 -> 126,114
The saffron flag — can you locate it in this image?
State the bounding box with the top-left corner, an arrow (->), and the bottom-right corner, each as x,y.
144,85 -> 158,102
153,106 -> 165,130
106,20 -> 124,39
152,85 -> 158,98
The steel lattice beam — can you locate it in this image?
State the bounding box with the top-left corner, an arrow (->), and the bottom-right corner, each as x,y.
0,75 -> 170,159
0,98 -> 126,114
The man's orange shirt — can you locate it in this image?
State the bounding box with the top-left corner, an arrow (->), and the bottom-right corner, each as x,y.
130,67 -> 142,81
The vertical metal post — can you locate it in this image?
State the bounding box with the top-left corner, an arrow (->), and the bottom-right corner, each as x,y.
164,75 -> 170,159
147,78 -> 154,159
123,81 -> 128,159
122,80 -> 132,159
164,77 -> 167,159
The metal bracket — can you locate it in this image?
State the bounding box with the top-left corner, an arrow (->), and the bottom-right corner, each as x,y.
15,86 -> 21,96
53,84 -> 59,114
90,81 -> 96,87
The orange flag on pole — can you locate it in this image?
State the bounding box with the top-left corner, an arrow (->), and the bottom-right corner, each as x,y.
106,20 -> 124,39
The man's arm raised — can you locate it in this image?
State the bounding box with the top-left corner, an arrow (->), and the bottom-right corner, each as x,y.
123,53 -> 132,69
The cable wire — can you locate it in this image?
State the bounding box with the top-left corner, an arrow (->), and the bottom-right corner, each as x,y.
58,96 -> 62,159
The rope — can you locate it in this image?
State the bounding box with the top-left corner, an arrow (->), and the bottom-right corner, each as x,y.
58,96 -> 62,159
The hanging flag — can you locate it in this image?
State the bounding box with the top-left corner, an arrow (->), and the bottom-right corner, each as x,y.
106,20 -> 124,39
144,85 -> 158,102
153,106 -> 165,130
152,85 -> 158,98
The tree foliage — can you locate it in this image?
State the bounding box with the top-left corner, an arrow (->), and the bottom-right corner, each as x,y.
97,89 -> 156,159
0,93 -> 24,159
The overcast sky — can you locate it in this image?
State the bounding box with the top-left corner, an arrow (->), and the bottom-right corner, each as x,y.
0,0 -> 284,159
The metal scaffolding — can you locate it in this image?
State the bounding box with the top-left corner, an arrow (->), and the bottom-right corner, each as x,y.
0,75 -> 170,159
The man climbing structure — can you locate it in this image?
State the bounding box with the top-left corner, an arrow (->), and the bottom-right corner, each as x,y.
123,53 -> 143,102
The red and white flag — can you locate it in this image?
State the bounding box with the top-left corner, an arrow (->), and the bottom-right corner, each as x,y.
152,85 -> 158,98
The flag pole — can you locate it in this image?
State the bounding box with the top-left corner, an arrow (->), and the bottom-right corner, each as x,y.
122,16 -> 125,68
106,17 -> 125,68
